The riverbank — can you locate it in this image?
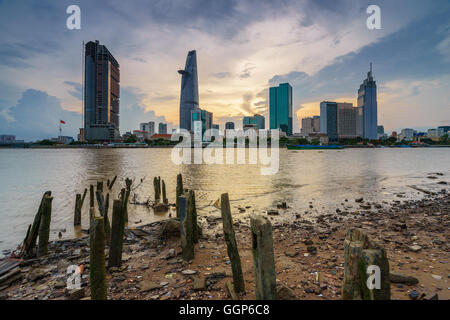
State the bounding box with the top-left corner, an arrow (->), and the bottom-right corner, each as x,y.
1,183 -> 448,300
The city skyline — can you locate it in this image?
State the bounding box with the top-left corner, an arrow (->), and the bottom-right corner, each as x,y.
0,0 -> 449,141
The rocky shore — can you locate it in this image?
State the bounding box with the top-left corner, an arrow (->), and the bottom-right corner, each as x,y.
0,180 -> 448,300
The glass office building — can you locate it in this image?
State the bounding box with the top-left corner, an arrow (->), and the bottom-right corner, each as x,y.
269,83 -> 293,135
243,114 -> 265,130
320,101 -> 338,142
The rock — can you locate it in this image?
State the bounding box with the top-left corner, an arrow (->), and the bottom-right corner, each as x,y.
267,210 -> 279,216
284,251 -> 299,258
165,249 -> 176,260
307,246 -> 317,254
67,288 -> 85,300
355,198 -> 364,203
28,268 -> 47,282
54,280 -> 66,289
421,291 -> 439,300
138,281 -> 162,292
409,290 -> 419,300
389,272 -> 419,285
181,269 -> 197,275
277,284 -> 298,300
431,274 -> 442,280
162,219 -> 181,237
409,245 -> 422,252
193,277 -> 206,291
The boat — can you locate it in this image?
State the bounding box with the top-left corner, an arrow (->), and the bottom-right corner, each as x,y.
286,144 -> 344,150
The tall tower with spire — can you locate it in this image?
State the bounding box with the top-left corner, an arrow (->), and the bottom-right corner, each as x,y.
357,63 -> 378,140
178,50 -> 199,131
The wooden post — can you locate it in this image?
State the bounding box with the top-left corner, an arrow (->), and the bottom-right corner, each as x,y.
89,185 -> 95,210
162,180 -> 168,204
189,190 -> 199,243
37,194 -> 53,257
104,193 -> 111,244
153,177 -> 161,202
109,199 -> 125,268
90,216 -> 107,300
359,248 -> 390,300
343,228 -> 390,300
250,215 -> 277,300
96,181 -> 103,193
123,179 -> 132,223
22,191 -> 51,257
176,174 -> 183,218
221,193 -> 245,293
179,195 -> 194,261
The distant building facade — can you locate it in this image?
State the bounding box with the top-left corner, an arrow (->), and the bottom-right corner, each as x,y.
357,64 -> 378,140
270,83 -> 293,135
159,123 -> 167,134
320,101 -> 338,142
243,114 -> 265,130
399,128 -> 415,141
84,41 -> 120,141
140,122 -> 155,136
225,122 -> 235,130
337,103 -> 358,139
301,116 -> 320,137
191,108 -> 213,138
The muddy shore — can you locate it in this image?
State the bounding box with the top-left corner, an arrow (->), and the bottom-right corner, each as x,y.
0,182 -> 448,300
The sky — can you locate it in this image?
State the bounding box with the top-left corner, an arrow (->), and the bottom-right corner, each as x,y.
0,0 -> 449,141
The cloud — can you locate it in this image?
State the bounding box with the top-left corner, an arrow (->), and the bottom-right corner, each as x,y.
0,89 -> 81,141
64,81 -> 82,100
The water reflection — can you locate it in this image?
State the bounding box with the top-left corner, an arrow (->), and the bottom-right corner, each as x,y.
0,148 -> 449,252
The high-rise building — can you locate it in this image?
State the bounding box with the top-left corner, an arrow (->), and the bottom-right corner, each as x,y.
178,50 -> 199,132
301,116 -> 320,137
337,103 -> 358,139
399,128 -> 415,141
84,41 -> 120,141
243,114 -> 265,130
191,108 -> 212,138
357,63 -> 378,140
159,123 -> 167,134
320,101 -> 338,141
377,125 -> 385,139
140,122 -> 155,136
269,83 -> 293,136
225,122 -> 235,130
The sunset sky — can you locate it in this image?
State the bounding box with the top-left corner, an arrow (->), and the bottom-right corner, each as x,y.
0,0 -> 449,140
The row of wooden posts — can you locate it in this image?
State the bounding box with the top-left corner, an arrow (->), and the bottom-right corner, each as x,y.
21,172 -> 391,300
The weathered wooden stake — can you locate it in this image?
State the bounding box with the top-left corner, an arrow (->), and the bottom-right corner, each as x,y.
104,193 -> 111,244
22,191 -> 51,256
153,177 -> 161,202
179,195 -> 194,261
123,179 -> 132,223
162,180 -> 168,204
74,188 -> 87,226
190,190 -> 199,243
176,174 -> 183,218
221,193 -> 245,293
342,228 -> 390,300
109,199 -> 125,267
89,184 -> 95,210
90,216 -> 107,300
250,215 -> 277,300
96,181 -> 103,193
37,194 -> 53,257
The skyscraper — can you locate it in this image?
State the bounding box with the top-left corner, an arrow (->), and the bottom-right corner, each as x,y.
159,122 -> 167,134
269,83 -> 293,136
140,122 -> 155,136
320,101 -> 338,141
243,114 -> 265,130
84,41 -> 120,141
357,63 -> 378,140
337,103 -> 358,139
178,50 -> 199,132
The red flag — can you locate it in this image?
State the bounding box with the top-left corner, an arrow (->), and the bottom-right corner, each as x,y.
60,120 -> 66,124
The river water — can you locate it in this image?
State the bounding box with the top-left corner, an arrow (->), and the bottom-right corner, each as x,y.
0,148 -> 449,253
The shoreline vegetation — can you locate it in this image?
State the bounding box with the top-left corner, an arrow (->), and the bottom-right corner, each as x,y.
0,172 -> 448,301
1,133 -> 449,149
